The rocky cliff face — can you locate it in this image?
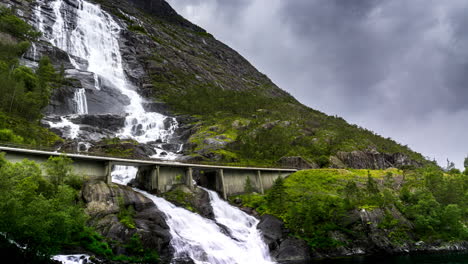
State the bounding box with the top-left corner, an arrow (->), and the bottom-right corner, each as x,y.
81,181 -> 173,262
331,150 -> 422,170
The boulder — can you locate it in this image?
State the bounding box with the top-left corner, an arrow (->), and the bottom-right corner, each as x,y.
275,238 -> 312,264
257,214 -> 312,263
82,182 -> 173,261
69,114 -> 126,132
257,214 -> 285,250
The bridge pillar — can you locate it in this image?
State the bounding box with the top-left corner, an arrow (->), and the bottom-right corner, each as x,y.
256,170 -> 264,194
151,165 -> 160,191
186,167 -> 193,190
218,169 -> 227,200
105,162 -> 113,184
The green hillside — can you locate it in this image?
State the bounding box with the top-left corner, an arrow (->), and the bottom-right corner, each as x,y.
234,167 -> 468,251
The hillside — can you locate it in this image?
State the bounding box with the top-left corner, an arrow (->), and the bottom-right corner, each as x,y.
235,167 -> 468,259
0,1 -> 465,263
0,0 -> 428,169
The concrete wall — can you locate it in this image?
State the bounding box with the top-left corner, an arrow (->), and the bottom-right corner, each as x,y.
223,169 -> 260,195
4,152 -> 107,181
260,171 -> 291,190
222,169 -> 293,196
158,166 -> 189,192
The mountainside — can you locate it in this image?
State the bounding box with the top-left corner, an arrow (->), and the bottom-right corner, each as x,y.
0,0 -> 429,169
0,1 -> 466,263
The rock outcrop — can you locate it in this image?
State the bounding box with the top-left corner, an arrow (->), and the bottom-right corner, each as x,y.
257,208 -> 468,262
277,156 -> 318,169
81,181 -> 173,262
331,150 -> 422,169
257,214 -> 312,263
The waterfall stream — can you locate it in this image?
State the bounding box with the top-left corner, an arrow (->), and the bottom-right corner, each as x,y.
36,0 -> 181,159
110,170 -> 274,264
32,1 -> 275,262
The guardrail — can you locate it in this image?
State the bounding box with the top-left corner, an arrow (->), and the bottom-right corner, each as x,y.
0,141 -> 298,170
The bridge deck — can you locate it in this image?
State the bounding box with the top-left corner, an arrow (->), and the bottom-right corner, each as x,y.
0,146 -> 297,172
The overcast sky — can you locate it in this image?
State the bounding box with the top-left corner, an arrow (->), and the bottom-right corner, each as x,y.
168,0 -> 468,169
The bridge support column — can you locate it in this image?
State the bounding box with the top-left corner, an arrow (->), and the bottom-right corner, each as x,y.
256,170 -> 264,194
218,169 -> 227,200
151,166 -> 160,191
186,167 -> 193,190
105,162 -> 113,184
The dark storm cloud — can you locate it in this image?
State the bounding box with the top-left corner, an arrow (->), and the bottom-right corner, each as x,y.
168,0 -> 468,167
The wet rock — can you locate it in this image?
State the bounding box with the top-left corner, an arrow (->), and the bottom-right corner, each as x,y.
257,214 -> 312,263
275,238 -> 311,264
69,114 -> 126,132
82,182 -> 172,261
257,214 -> 285,251
143,101 -> 171,115
192,188 -> 214,219
160,143 -> 182,153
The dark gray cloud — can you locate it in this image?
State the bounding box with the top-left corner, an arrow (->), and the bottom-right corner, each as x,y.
168,0 -> 468,168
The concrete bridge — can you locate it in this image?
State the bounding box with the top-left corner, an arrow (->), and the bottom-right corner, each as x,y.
0,146 -> 297,199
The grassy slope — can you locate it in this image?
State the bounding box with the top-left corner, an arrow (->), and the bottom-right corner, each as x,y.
233,168 -> 468,250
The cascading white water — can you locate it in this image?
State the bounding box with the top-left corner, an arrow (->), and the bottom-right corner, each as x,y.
47,116 -> 80,139
112,165 -> 139,185
52,255 -> 90,264
39,0 -> 181,158
112,171 -> 274,264
205,188 -> 273,262
138,189 -> 275,264
73,88 -> 88,114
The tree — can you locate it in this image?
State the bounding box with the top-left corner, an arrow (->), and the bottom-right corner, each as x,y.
444,159 -> 455,172
42,155 -> 75,188
244,176 -> 254,193
266,176 -> 287,215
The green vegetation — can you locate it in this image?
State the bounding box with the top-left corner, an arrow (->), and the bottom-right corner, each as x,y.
151,65 -> 426,166
0,7 -> 62,146
162,188 -> 196,212
0,154 -> 159,262
233,167 -> 468,250
117,196 -> 136,229
0,154 -> 86,256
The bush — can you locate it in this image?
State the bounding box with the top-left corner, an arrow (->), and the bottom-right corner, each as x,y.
0,128 -> 23,143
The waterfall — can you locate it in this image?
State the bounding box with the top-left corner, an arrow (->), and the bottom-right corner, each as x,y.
36,0 -> 181,158
205,188 -> 273,261
73,88 -> 88,114
138,189 -> 275,264
111,170 -> 274,264
52,255 -> 90,264
112,165 -> 138,185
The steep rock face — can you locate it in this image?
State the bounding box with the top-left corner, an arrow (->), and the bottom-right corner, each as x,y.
332,150 -> 421,169
81,181 -> 173,262
257,214 -> 312,263
93,0 -> 293,98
